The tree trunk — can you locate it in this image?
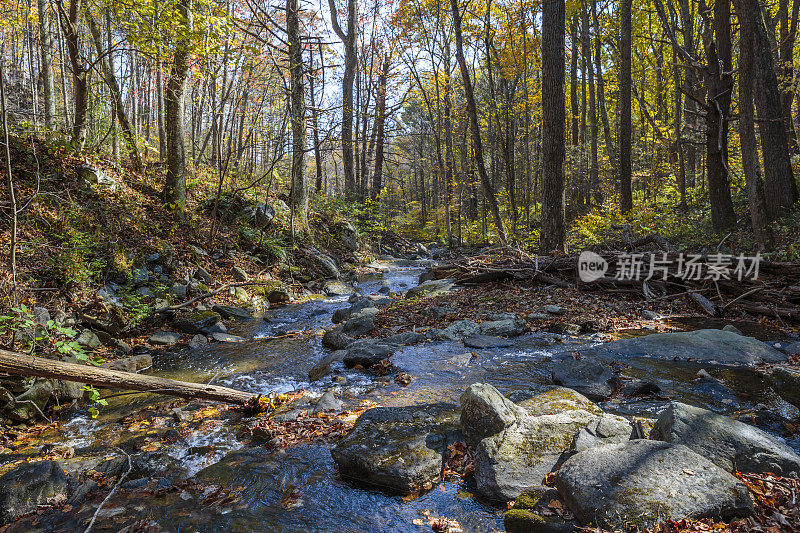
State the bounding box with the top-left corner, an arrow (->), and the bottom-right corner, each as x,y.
570,19 -> 579,146
371,54 -> 389,200
619,0 -> 633,212
704,0 -> 736,231
451,0 -> 507,243
309,55 -> 324,193
779,0 -> 800,154
753,4 -> 799,216
735,0 -> 774,250
0,350 -> 253,404
328,0 -> 357,194
38,0 -> 56,129
57,0 -> 87,151
586,2 -> 599,205
287,0 -> 307,225
163,0 -> 193,213
86,12 -> 143,171
540,0 -> 566,252
591,1 -> 613,164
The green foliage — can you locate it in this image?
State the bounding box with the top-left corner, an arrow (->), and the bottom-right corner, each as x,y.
0,305 -> 94,362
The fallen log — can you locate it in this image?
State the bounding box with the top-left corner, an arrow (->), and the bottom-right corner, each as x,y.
0,349 -> 254,404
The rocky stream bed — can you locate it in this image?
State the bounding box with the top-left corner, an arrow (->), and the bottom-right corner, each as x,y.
2,256 -> 800,532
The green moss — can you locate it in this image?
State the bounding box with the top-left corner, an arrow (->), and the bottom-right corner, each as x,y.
504,509 -> 545,532
513,488 -> 546,510
251,279 -> 286,297
188,310 -> 221,322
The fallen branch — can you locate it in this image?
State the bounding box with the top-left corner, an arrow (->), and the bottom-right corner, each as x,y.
84,447 -> 131,533
154,280 -> 264,314
0,349 -> 254,404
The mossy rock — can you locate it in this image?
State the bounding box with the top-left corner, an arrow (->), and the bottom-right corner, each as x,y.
252,280 -> 290,303
504,509 -> 545,532
513,487 -> 546,510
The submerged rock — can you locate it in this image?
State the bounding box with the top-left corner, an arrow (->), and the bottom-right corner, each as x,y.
597,329 -> 786,365
463,335 -> 515,349
331,403 -> 460,493
550,357 -> 618,401
650,402 -> 800,475
764,366 -> 800,409
555,440 -> 752,529
0,460 -> 68,522
308,350 -> 347,381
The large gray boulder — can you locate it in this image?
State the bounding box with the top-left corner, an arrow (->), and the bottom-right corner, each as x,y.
331,403 -> 460,493
405,278 -> 454,299
555,440 -> 753,529
342,341 -> 393,368
437,320 -> 480,341
597,329 -> 786,365
516,387 -> 603,417
571,414 -> 633,453
0,460 -> 68,522
322,330 -> 355,350
650,402 -> 800,476
460,383 -> 526,447
551,357 -> 618,401
342,314 -> 375,336
479,318 -> 524,338
474,409 -> 600,501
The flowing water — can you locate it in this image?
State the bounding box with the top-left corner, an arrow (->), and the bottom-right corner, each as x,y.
18,260 -> 800,532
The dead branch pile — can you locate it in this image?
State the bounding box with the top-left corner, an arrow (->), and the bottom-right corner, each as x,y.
430,235 -> 800,323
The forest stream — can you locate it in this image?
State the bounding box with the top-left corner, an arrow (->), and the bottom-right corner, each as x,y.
5,258 -> 799,533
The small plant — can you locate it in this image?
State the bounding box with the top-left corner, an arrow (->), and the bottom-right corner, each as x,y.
0,305 -> 108,418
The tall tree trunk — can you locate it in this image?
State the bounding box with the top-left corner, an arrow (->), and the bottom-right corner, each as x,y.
57,0 -> 87,151
591,2 -> 613,164
753,4 -> 798,216
674,51 -> 687,209
735,0 -> 774,249
619,0 -> 633,212
309,63 -> 323,193
86,11 -> 142,171
38,0 -> 56,129
371,54 -> 388,200
586,2 -> 599,205
162,0 -> 193,213
704,0 -> 736,231
451,0 -> 506,243
540,0 -> 566,251
779,0 -> 800,154
443,38 -> 455,246
570,19 -> 579,146
328,0 -> 357,194
287,0 -> 307,225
